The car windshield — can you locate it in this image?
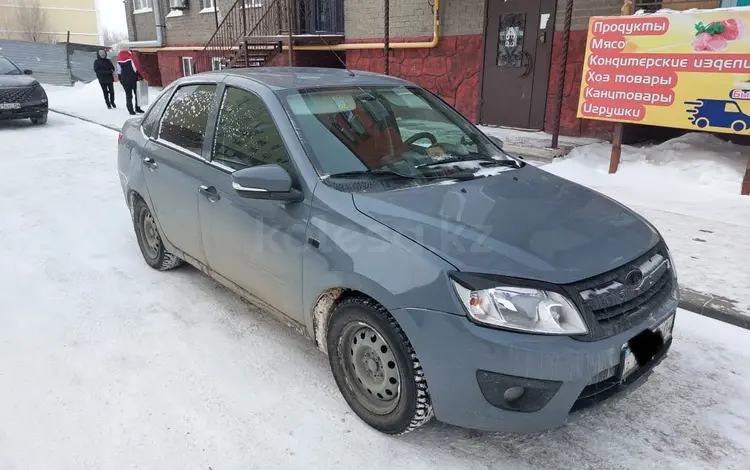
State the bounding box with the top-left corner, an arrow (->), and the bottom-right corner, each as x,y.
0,58 -> 22,75
280,85 -> 520,189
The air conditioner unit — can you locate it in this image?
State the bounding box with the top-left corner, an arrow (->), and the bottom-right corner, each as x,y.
170,0 -> 188,10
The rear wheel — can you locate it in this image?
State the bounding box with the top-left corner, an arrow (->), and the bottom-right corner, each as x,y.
132,198 -> 183,271
695,117 -> 709,129
30,113 -> 47,125
327,296 -> 433,435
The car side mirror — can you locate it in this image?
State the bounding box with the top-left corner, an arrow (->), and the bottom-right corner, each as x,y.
489,136 -> 504,149
23,69 -> 33,75
231,164 -> 303,203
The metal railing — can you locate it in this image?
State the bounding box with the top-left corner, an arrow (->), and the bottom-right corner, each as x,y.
196,0 -> 344,73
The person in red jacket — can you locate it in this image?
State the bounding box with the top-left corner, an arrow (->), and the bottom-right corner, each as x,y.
115,48 -> 144,115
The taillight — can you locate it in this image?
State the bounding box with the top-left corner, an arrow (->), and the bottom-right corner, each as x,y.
118,132 -> 123,145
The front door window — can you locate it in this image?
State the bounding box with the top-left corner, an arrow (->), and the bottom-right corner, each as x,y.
497,13 -> 526,68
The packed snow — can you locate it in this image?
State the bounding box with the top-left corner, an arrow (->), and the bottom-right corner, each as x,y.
1,105 -> 749,469
44,81 -> 163,130
546,133 -> 750,317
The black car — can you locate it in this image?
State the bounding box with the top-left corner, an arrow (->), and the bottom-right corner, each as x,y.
0,56 -> 48,125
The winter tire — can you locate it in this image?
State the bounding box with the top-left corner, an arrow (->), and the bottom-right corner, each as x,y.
30,113 -> 47,125
327,296 -> 433,435
132,197 -> 183,271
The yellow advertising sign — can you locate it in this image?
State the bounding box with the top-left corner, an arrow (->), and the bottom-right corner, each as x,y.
577,9 -> 750,135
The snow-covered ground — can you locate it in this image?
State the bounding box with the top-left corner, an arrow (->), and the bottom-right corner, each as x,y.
1,111 -> 749,469
478,125 -> 603,151
44,81 -> 163,130
545,133 -> 750,317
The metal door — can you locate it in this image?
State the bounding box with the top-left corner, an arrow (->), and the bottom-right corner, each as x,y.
480,0 -> 555,129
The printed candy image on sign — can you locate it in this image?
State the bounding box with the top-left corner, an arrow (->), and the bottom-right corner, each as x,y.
577,9 -> 750,136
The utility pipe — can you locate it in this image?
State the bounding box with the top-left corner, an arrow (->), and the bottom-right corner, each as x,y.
291,0 -> 439,51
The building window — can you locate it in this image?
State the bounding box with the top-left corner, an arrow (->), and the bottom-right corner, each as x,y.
200,0 -> 216,11
634,0 -> 661,12
243,0 -> 263,8
133,0 -> 152,12
182,57 -> 194,77
211,57 -> 223,71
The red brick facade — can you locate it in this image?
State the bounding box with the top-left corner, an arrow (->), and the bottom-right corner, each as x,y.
346,35 -> 483,123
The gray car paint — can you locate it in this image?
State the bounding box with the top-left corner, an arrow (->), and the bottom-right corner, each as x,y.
118,68 -> 675,433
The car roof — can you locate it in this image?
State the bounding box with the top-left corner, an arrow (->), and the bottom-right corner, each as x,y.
216,67 -> 413,91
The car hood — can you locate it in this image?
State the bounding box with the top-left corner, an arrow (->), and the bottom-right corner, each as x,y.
352,165 -> 659,285
0,75 -> 36,87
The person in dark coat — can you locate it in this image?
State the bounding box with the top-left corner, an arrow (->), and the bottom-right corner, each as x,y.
115,48 -> 144,115
93,49 -> 116,109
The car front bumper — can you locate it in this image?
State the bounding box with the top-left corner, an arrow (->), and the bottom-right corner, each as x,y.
391,288 -> 678,433
0,100 -> 48,120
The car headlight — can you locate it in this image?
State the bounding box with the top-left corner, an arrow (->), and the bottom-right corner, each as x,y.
452,280 -> 588,335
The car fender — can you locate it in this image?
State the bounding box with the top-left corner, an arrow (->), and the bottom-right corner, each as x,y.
301,184 -> 463,346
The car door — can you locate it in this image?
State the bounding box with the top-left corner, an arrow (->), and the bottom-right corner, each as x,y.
141,82 -> 219,265
197,83 -> 311,322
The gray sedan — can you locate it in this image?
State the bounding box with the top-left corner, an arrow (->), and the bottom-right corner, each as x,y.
117,67 -> 678,435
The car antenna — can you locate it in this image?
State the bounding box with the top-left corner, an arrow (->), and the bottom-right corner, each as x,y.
315,33 -> 355,77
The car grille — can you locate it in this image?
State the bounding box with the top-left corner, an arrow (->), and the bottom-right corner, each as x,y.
0,86 -> 34,104
568,243 -> 676,339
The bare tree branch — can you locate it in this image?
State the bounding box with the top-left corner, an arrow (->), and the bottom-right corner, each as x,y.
14,0 -> 49,42
101,28 -> 128,47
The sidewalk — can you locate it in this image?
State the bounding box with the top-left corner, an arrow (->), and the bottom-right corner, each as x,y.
44,82 -> 750,327
44,82 -> 163,131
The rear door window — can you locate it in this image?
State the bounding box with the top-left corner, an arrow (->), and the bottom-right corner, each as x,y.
158,84 -> 217,156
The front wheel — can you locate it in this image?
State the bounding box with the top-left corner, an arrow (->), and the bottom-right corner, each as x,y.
132,198 -> 183,271
327,296 -> 433,435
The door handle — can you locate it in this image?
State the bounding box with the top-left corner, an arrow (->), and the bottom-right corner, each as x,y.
142,156 -> 158,170
520,51 -> 534,77
199,185 -> 220,202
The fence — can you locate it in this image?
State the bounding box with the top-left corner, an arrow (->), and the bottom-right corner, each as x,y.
0,39 -> 104,86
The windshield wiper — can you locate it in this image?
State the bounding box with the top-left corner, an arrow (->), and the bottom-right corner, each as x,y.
326,168 -> 478,181
326,169 -> 419,180
415,156 -> 520,169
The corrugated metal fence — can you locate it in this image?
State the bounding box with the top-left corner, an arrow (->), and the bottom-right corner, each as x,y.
0,39 -> 105,86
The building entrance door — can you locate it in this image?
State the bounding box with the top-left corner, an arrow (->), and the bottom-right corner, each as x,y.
480,0 -> 555,129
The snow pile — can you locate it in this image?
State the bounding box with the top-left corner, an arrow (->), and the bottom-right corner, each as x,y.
547,133 -> 750,317
479,125 -> 602,150
553,132 -> 748,197
44,80 -> 164,130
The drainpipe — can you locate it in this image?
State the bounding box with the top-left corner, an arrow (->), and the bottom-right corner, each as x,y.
551,0 -> 573,149
122,0 -> 166,49
384,0 -> 390,74
292,0 -> 439,51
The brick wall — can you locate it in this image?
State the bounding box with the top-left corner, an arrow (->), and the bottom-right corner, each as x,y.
345,0 -> 485,40
164,0 -> 236,46
131,1 -> 159,42
347,35 -> 483,122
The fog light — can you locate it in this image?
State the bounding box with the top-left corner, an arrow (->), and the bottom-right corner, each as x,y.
503,386 -> 525,402
476,370 -> 562,412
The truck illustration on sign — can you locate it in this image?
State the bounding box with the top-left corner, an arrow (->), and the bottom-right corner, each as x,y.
685,99 -> 750,133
